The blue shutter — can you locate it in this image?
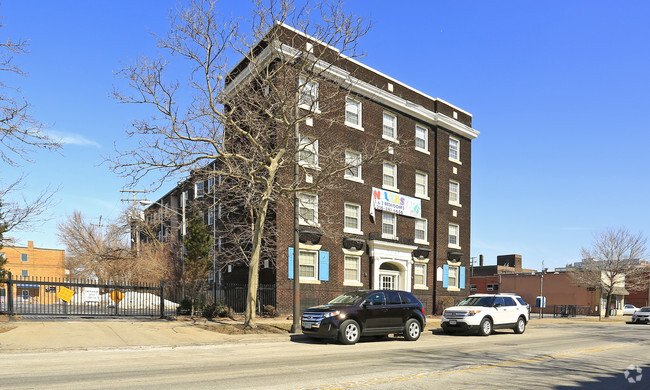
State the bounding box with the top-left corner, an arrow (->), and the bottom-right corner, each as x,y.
318,251 -> 329,281
460,266 -> 466,289
442,264 -> 449,288
288,247 -> 294,279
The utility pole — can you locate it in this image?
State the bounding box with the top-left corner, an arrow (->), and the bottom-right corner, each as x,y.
290,105 -> 301,334
120,189 -> 148,254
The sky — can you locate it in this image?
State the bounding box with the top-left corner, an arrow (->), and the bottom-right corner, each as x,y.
1,0 -> 649,272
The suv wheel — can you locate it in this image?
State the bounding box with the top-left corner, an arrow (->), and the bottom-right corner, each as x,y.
514,317 -> 526,334
404,318 -> 421,341
339,320 -> 360,345
478,318 -> 492,336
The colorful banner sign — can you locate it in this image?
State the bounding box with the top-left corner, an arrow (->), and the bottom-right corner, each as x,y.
370,187 -> 421,219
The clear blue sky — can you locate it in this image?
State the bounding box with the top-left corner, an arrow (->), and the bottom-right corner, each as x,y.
2,1 -> 649,272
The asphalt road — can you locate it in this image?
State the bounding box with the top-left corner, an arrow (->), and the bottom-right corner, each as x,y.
2,321 -> 648,389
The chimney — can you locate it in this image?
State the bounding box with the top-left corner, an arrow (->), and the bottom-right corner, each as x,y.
479,254 -> 484,267
28,241 -> 34,250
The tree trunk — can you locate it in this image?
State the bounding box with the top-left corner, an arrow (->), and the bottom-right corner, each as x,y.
243,198 -> 270,329
604,292 -> 613,318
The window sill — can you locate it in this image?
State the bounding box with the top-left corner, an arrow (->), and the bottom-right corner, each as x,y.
449,202 -> 462,208
345,122 -> 365,131
382,185 -> 399,193
449,157 -> 462,165
415,194 -> 430,201
344,176 -> 364,184
298,162 -> 321,171
298,104 -> 321,115
448,244 -> 461,250
415,147 -> 430,155
300,279 -> 321,285
414,239 -> 430,246
343,228 -> 364,236
414,285 -> 429,290
447,287 -> 460,292
382,234 -> 399,241
382,135 -> 399,144
343,281 -> 363,287
299,221 -> 321,228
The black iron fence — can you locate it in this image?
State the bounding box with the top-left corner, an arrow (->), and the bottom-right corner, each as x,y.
551,305 -> 592,317
0,273 -> 276,318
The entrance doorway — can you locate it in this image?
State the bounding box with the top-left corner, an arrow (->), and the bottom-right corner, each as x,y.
379,263 -> 401,290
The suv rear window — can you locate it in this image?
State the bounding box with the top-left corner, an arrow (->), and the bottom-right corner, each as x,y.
503,297 -> 516,306
516,297 -> 526,306
386,291 -> 402,305
399,292 -> 418,304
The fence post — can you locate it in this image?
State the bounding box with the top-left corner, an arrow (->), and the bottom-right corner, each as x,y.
7,272 -> 14,315
160,280 -> 165,319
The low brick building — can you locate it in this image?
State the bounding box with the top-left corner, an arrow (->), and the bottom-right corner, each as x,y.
0,241 -> 66,302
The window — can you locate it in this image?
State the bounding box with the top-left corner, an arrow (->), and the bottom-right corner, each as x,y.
415,171 -> 428,198
344,255 -> 360,283
21,254 -> 28,262
344,150 -> 362,181
207,209 -> 214,226
449,223 -> 460,247
344,203 -> 362,234
195,182 -> 204,198
414,263 -> 426,286
448,266 -> 459,289
487,284 -> 499,292
382,112 -> 397,141
298,193 -> 318,226
470,284 -> 477,292
449,181 -> 460,205
382,212 -> 396,238
345,97 -> 362,128
21,270 -> 29,278
415,218 -> 427,243
299,250 -> 318,279
298,77 -> 318,110
449,137 -> 460,161
382,161 -> 397,190
415,125 -> 428,152
299,135 -> 318,167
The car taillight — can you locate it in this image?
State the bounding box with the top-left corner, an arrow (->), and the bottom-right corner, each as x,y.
422,307 -> 425,316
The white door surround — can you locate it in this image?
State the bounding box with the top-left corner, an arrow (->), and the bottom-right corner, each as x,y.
368,240 -> 418,292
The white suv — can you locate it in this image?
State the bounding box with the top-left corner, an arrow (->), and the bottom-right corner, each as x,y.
441,293 -> 530,336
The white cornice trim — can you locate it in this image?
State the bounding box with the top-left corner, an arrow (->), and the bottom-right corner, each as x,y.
224,39 -> 479,140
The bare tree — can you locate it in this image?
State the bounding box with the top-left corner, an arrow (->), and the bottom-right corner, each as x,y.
110,0 -> 388,328
1,21 -> 61,166
1,20 -> 61,243
569,227 -> 648,317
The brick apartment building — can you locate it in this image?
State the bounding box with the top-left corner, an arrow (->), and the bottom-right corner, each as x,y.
0,241 -> 66,302
142,23 -> 479,315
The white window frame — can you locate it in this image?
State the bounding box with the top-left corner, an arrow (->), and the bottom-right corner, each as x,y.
298,193 -> 319,226
414,263 -> 427,288
382,211 -> 397,239
345,97 -> 363,130
344,202 -> 363,235
415,218 -> 428,244
344,255 -> 361,284
448,265 -> 459,289
298,135 -> 319,168
344,150 -> 363,183
299,249 -> 318,280
298,76 -> 319,112
449,137 -> 461,163
449,180 -> 461,206
448,223 -> 460,249
382,161 -> 398,191
195,182 -> 204,198
415,171 -> 428,199
382,111 -> 398,142
415,124 -> 429,154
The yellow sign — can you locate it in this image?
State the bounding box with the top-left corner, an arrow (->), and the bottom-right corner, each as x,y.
110,290 -> 124,304
57,286 -> 75,302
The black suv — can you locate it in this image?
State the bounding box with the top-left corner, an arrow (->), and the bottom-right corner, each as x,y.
301,290 -> 426,345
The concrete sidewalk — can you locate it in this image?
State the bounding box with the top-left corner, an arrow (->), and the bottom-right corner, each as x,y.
0,315 -> 632,353
0,316 -> 298,353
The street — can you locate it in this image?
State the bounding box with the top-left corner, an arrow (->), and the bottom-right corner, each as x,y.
2,321 -> 648,389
